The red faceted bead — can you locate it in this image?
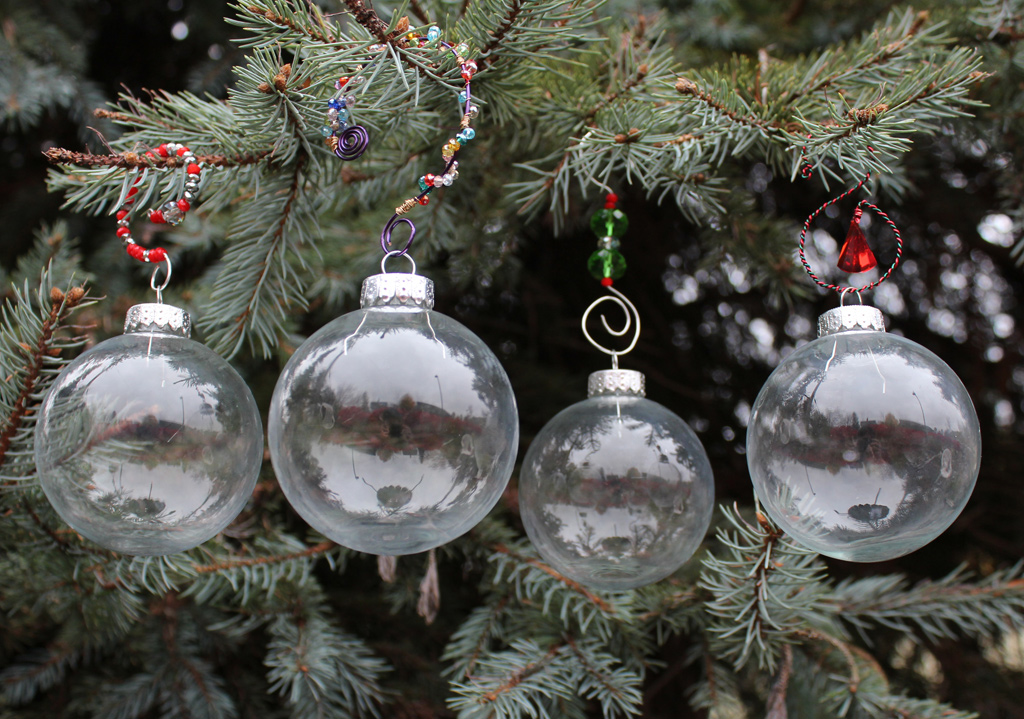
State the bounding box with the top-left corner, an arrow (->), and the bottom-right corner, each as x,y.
157,144 -> 170,157
177,198 -> 191,212
127,187 -> 138,197
148,247 -> 168,262
116,227 -> 131,238
604,201 -> 616,210
116,210 -> 129,220
126,244 -> 145,260
606,193 -> 618,204
177,146 -> 189,156
186,163 -> 201,175
145,151 -> 155,159
837,210 -> 878,273
417,196 -> 430,205
601,277 -> 614,287
149,210 -> 166,224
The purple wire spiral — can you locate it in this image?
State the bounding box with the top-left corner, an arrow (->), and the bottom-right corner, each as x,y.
334,125 -> 369,161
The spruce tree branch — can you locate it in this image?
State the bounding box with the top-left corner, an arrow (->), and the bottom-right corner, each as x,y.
43,147 -> 272,169
0,287 -> 85,476
246,3 -> 335,43
192,540 -> 334,574
465,597 -> 509,678
477,0 -> 525,68
491,543 -> 613,613
478,642 -> 563,704
20,502 -> 77,551
793,628 -> 860,694
94,106 -> 174,130
565,635 -> 626,702
407,0 -> 430,26
214,151 -> 308,354
341,0 -> 391,44
674,78 -> 775,129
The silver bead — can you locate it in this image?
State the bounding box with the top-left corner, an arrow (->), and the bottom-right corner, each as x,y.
441,174 -> 454,186
355,75 -> 366,85
467,105 -> 479,118
344,94 -> 356,107
118,219 -> 130,227
184,191 -> 196,201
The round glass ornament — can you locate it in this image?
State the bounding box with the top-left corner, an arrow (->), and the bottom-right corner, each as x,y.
746,305 -> 981,562
35,303 -> 264,556
519,370 -> 715,590
268,271 -> 519,556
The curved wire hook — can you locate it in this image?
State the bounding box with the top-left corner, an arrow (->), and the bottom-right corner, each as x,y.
150,256 -> 172,304
380,214 -> 416,257
581,285 -> 641,370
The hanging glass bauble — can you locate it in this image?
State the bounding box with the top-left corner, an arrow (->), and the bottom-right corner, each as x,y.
268,271 -> 519,556
746,305 -> 981,562
35,303 -> 264,556
519,369 -> 715,590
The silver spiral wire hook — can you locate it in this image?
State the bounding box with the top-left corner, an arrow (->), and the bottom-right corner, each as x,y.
150,256 -> 172,304
581,285 -> 641,370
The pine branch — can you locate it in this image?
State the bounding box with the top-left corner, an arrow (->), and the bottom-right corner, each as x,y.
491,542 -> 614,614
43,147 -> 272,169
192,541 -> 334,574
341,0 -> 392,44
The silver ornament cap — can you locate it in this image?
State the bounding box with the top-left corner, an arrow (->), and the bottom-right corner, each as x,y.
817,305 -> 886,337
587,369 -> 646,398
124,303 -> 191,338
360,273 -> 434,310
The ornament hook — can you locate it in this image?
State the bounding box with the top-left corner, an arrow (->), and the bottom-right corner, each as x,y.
839,288 -> 864,306
581,285 -> 641,368
381,250 -> 417,275
150,256 -> 172,304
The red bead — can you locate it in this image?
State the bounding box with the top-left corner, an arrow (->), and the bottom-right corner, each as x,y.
127,187 -> 138,197
177,198 -> 191,212
417,196 -> 430,205
837,213 -> 878,273
148,247 -> 167,262
600,277 -> 614,287
604,201 -> 616,210
116,227 -> 131,237
145,151 -> 155,159
116,210 -> 129,220
149,210 -> 166,224
157,144 -> 169,158
606,193 -> 618,203
126,244 -> 145,260
461,70 -> 474,81
424,173 -> 435,185
187,163 -> 201,175
177,146 -> 189,156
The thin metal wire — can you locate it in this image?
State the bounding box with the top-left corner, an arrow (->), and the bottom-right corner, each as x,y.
381,250 -> 417,275
581,286 -> 641,369
150,256 -> 172,303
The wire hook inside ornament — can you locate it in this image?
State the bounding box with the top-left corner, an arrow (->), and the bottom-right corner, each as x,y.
150,256 -> 172,303
581,285 -> 641,369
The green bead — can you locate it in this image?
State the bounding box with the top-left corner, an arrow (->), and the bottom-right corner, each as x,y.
590,208 -> 628,239
418,176 -> 429,192
587,248 -> 627,280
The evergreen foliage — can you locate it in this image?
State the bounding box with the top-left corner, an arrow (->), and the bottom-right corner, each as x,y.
2,0 -> 1024,717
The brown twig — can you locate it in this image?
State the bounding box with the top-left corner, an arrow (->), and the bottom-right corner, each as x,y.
192,540 -> 334,574
44,147 -> 272,169
246,4 -> 334,43
0,287 -> 86,475
341,0 -> 391,44
477,0 -> 524,67
794,627 -> 860,694
491,543 -> 613,613
478,642 -> 563,704
465,597 -> 509,678
766,644 -> 793,718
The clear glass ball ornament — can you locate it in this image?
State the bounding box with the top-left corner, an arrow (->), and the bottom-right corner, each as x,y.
519,370 -> 715,590
34,304 -> 264,556
268,272 -> 519,556
747,306 -> 981,562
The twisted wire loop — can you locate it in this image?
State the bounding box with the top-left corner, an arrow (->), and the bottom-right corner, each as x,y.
381,251 -> 417,275
150,256 -> 172,304
380,214 -> 417,257
581,286 -> 641,370
334,125 -> 370,161
798,175 -> 903,295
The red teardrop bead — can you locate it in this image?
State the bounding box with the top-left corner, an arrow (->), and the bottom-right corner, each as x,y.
837,213 -> 877,273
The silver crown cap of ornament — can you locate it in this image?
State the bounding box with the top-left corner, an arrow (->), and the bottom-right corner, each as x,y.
361,273 -> 434,311
588,369 -> 646,398
124,303 -> 191,338
817,305 -> 886,337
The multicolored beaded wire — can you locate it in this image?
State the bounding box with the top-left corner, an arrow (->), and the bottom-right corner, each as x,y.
114,142 -> 204,263
377,26 -> 481,257
588,194 -> 628,287
322,73 -> 370,161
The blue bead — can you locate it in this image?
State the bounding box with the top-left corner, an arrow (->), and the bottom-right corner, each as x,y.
328,98 -> 342,110
337,108 -> 350,121
458,90 -> 468,104
461,128 -> 476,140
320,126 -> 333,137
427,26 -> 441,42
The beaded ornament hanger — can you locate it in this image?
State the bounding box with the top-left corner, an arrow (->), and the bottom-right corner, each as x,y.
797,147 -> 903,297
582,194 -> 641,370
320,25 -> 480,262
